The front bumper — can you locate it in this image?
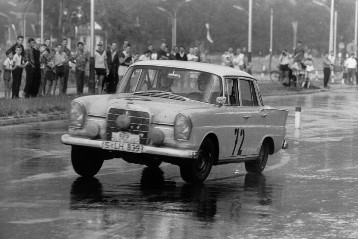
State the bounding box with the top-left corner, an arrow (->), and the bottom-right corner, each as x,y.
61,134 -> 197,159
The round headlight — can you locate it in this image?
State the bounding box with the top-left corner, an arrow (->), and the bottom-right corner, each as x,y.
69,101 -> 86,128
174,114 -> 192,140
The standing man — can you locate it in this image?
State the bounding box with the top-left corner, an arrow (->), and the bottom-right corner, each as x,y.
322,53 -> 333,88
106,42 -> 119,93
61,38 -> 71,94
94,41 -> 108,94
24,38 -> 41,97
157,43 -> 168,60
118,44 -> 132,85
344,53 -> 357,85
71,42 -> 88,94
9,35 -> 25,57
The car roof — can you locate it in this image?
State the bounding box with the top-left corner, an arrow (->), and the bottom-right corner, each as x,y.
131,60 -> 254,79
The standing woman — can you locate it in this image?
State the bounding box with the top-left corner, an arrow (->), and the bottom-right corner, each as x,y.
118,44 -> 132,86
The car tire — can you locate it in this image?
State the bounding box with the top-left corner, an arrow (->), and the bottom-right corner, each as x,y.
144,158 -> 162,168
180,139 -> 215,183
71,146 -> 104,177
245,142 -> 269,174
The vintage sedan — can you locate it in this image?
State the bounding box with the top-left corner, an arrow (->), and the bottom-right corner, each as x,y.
61,60 -> 288,183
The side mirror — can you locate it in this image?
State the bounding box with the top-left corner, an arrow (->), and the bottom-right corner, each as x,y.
216,96 -> 226,107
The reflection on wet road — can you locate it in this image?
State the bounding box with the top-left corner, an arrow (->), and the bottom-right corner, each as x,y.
1,88 -> 358,238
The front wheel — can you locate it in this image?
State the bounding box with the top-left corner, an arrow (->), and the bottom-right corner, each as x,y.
245,142 -> 269,174
180,139 -> 215,183
71,146 -> 104,177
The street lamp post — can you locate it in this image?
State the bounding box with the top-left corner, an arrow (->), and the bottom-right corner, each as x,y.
41,0 -> 43,43
157,0 -> 191,48
248,0 -> 252,73
313,0 -> 335,52
355,0 -> 358,56
269,7 -> 273,73
89,0 -> 95,94
329,0 -> 335,53
232,3 -> 252,73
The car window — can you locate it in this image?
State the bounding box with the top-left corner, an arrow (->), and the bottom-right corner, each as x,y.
239,79 -> 259,106
119,66 -> 222,104
224,78 -> 240,106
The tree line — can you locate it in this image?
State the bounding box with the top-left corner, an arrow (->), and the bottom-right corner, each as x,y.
3,0 -> 357,55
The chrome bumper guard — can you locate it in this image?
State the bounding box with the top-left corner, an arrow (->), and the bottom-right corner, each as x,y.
282,140 -> 289,149
61,134 -> 197,159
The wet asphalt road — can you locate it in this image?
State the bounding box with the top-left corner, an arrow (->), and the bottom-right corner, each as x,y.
1,88 -> 358,239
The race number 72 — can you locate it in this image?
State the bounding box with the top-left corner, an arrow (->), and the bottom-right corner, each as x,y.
232,128 -> 245,156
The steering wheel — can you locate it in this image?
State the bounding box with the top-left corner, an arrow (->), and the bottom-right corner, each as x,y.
186,92 -> 204,101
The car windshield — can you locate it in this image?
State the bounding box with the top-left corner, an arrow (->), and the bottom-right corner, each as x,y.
118,66 -> 223,104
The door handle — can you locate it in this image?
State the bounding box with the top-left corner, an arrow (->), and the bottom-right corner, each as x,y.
243,115 -> 250,119
261,114 -> 267,117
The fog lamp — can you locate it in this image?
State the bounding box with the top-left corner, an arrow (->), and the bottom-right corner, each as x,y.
116,115 -> 131,129
85,123 -> 100,138
150,129 -> 165,146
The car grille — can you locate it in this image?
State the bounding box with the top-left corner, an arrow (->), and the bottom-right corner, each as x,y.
106,108 -> 150,145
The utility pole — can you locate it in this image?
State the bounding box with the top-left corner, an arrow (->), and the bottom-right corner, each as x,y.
89,0 -> 95,94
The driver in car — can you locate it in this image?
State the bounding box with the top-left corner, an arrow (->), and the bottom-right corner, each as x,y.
159,76 -> 175,92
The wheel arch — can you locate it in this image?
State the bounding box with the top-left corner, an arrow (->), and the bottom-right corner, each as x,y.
263,137 -> 275,155
202,133 -> 219,164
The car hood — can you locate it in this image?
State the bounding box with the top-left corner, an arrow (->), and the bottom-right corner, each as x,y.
77,93 -> 214,125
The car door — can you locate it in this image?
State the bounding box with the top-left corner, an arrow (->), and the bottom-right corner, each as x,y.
238,78 -> 265,155
219,78 -> 252,160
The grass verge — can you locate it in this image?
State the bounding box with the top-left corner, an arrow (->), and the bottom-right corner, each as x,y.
0,95 -> 76,118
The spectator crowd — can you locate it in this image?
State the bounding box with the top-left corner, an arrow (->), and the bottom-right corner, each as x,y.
1,36 -> 211,98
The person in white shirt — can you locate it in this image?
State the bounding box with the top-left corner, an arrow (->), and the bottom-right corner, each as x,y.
187,48 -> 198,62
94,41 -> 109,94
12,46 -> 25,98
344,54 -> 357,85
138,50 -> 152,62
233,48 -> 245,70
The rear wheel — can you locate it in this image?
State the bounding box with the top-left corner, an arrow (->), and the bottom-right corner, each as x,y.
71,146 -> 104,177
180,139 -> 215,183
245,142 -> 269,174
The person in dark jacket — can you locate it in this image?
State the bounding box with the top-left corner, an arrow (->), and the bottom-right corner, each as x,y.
175,46 -> 188,61
8,35 -> 25,57
106,42 -> 119,93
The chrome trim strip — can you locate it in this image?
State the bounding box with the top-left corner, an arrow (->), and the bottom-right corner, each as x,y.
61,134 -> 197,159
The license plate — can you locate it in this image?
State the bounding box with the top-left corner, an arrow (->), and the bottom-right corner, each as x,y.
102,141 -> 143,153
111,132 -> 140,144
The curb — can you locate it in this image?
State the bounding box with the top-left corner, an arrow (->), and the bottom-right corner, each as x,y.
0,113 -> 68,127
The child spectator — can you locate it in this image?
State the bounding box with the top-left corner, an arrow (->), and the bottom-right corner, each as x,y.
12,45 -> 25,98
3,50 -> 14,98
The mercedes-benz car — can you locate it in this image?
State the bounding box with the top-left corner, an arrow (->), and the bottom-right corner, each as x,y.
61,60 -> 288,183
